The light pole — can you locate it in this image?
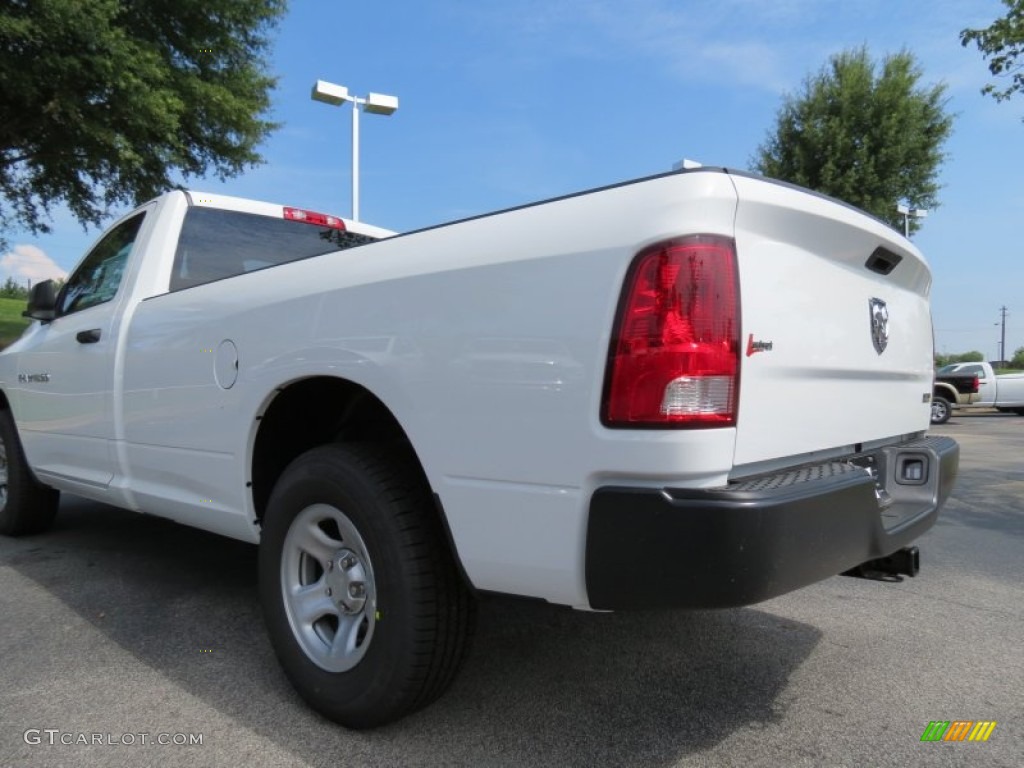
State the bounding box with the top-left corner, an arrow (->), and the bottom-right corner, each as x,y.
896,203 -> 928,238
995,305 -> 1008,364
311,79 -> 399,221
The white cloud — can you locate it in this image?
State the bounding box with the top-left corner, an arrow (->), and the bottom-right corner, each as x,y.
457,0 -> 988,94
454,0 -> 815,93
0,244 -> 68,286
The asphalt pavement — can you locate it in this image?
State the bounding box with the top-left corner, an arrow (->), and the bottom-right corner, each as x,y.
1,410 -> 1021,767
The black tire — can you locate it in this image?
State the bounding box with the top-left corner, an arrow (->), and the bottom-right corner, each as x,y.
930,396 -> 952,425
258,443 -> 475,729
0,408 -> 59,536
1015,408 -> 1024,417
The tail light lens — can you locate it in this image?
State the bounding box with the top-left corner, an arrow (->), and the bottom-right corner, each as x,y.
602,235 -> 740,427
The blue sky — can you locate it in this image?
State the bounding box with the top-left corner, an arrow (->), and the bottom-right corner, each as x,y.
5,0 -> 1022,360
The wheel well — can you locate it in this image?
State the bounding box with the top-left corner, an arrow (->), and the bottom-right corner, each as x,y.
932,383 -> 955,400
250,377 -> 420,522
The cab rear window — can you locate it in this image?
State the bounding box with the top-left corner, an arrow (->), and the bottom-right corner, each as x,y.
170,207 -> 376,292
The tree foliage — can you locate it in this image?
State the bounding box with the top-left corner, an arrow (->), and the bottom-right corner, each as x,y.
0,0 -> 286,245
935,350 -> 986,367
752,48 -> 953,233
0,276 -> 28,300
961,0 -> 1024,112
1010,346 -> 1024,368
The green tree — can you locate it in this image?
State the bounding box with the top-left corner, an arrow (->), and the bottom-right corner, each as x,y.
0,0 -> 285,246
957,350 -> 985,363
752,48 -> 953,234
0,276 -> 27,300
935,350 -> 986,367
961,0 -> 1024,114
1010,346 -> 1024,368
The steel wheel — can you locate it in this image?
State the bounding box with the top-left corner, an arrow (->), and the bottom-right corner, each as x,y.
281,503 -> 377,672
930,396 -> 951,425
259,442 -> 475,728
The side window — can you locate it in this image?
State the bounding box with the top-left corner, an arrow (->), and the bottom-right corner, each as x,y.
58,213 -> 146,316
963,365 -> 984,377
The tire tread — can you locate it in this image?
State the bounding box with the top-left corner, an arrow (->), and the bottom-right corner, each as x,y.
0,408 -> 59,536
259,441 -> 475,728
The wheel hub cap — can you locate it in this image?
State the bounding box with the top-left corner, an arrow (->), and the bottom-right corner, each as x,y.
325,548 -> 368,614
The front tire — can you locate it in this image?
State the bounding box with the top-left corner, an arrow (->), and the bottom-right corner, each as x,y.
930,396 -> 952,425
259,443 -> 475,729
0,408 -> 59,536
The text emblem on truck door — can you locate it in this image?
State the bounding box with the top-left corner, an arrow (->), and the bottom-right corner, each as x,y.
869,297 -> 889,354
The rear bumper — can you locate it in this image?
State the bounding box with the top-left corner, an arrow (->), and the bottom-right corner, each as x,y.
584,435 -> 959,610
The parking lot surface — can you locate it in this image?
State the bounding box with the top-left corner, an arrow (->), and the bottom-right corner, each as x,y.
1,410 -> 1021,767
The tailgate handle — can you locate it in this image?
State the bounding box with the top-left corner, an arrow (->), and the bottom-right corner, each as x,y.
76,329 -> 102,344
865,247 -> 902,276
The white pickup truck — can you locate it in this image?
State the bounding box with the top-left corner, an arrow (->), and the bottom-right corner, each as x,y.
936,361 -> 1024,415
0,169 -> 958,728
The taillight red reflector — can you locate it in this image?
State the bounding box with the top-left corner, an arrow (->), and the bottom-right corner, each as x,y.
602,235 -> 740,427
283,207 -> 346,230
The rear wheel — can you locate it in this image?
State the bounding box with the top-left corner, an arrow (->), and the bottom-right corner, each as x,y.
930,396 -> 951,425
0,408 -> 59,536
259,443 -> 475,729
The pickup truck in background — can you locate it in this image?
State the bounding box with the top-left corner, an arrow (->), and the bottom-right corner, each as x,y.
934,361 -> 1024,421
0,168 -> 959,728
932,369 -> 980,424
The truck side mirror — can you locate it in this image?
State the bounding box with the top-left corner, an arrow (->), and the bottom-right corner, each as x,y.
22,280 -> 58,323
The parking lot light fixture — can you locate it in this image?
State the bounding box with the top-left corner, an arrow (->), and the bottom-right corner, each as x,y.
896,202 -> 928,238
311,79 -> 399,221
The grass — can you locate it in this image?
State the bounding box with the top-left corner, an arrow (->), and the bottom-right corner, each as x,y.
0,296 -> 30,350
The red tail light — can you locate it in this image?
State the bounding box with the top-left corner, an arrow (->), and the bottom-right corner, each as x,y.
602,235 -> 740,427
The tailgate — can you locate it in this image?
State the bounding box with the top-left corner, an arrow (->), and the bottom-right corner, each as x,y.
729,174 -> 934,468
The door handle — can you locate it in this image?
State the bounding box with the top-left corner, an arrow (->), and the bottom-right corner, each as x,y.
76,329 -> 102,344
